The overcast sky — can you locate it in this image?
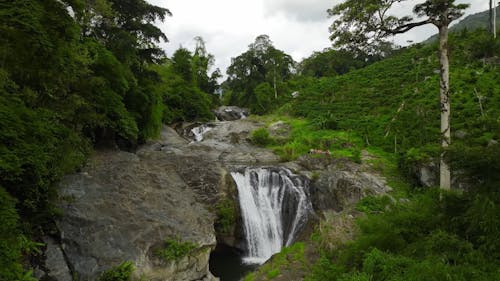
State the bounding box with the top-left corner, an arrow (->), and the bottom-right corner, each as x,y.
147,0 -> 490,75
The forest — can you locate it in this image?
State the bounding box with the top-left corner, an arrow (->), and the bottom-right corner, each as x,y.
0,0 -> 499,280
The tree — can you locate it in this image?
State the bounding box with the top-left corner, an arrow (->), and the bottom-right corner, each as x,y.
225,35 -> 295,112
192,36 -> 220,95
328,0 -> 469,189
155,47 -> 214,122
298,48 -> 374,78
490,0 -> 498,38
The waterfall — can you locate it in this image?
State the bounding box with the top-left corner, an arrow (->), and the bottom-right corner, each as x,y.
191,125 -> 212,142
231,167 -> 313,264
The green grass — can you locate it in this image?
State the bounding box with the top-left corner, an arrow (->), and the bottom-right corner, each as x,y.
266,268 -> 280,279
98,261 -> 134,281
250,115 -> 365,162
243,242 -> 307,281
154,238 -> 198,262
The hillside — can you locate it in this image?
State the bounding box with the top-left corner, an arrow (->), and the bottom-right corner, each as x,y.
424,7 -> 500,43
290,29 -> 499,162
242,28 -> 500,281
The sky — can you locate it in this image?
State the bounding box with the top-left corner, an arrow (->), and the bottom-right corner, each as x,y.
147,0 -> 490,75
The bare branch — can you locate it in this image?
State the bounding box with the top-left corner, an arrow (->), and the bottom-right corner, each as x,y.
388,19 -> 432,34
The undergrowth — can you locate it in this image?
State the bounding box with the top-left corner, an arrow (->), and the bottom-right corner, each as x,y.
154,238 -> 198,262
98,261 -> 134,281
305,189 -> 500,281
244,242 -> 307,281
250,115 -> 364,162
214,198 -> 237,235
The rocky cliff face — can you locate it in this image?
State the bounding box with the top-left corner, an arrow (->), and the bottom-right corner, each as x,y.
40,115 -> 392,281
56,148 -> 217,281
304,158 -> 391,212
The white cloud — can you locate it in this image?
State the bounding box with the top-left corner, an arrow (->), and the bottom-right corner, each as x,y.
263,0 -> 337,22
147,0 -> 491,77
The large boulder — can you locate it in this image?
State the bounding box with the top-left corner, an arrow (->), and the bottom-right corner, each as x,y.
296,156 -> 391,212
57,146 -> 219,280
213,106 -> 248,121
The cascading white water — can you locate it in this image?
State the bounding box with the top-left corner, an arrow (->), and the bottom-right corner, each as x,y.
231,167 -> 313,264
191,125 -> 212,142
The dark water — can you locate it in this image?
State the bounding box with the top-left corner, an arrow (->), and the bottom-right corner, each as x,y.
209,245 -> 259,281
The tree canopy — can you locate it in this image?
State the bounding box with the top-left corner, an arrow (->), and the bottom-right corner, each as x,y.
224,35 -> 295,114
0,1 -> 178,277
328,0 -> 468,55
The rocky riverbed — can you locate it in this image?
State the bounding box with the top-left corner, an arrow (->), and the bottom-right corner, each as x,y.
34,108 -> 391,281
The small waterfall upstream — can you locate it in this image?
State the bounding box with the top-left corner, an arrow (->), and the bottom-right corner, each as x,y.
231,167 -> 313,264
190,125 -> 212,142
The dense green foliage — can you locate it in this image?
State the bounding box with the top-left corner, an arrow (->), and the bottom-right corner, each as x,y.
250,128 -> 274,147
154,238 -> 198,262
153,46 -> 216,123
98,261 -> 134,281
224,35 -> 295,114
0,0 -> 169,221
0,0 -> 221,277
298,49 -> 375,78
306,190 -> 500,281
0,187 -> 35,281
290,30 -> 499,180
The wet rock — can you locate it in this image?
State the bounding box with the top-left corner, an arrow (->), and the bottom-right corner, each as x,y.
213,106 -> 248,121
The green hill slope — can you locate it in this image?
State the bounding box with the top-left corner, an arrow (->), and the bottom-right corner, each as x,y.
289,29 -> 499,182
260,28 -> 500,281
424,7 -> 500,43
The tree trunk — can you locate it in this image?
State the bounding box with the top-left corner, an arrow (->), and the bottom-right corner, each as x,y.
491,0 -> 494,35
273,68 -> 278,99
494,1 -> 497,39
438,24 -> 451,190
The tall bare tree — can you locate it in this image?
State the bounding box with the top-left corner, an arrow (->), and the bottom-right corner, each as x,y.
328,0 -> 469,189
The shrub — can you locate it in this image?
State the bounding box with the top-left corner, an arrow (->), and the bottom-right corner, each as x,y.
154,238 -> 198,262
214,199 -> 237,235
251,128 -> 273,146
0,187 -> 30,281
98,261 -> 134,281
355,195 -> 394,214
306,190 -> 500,280
267,268 -> 280,279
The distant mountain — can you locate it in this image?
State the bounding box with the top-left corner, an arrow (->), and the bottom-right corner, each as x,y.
423,7 -> 499,43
